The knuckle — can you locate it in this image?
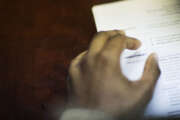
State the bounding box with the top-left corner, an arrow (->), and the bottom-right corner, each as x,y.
79,57 -> 91,71
99,52 -> 109,60
97,52 -> 112,65
95,31 -> 108,38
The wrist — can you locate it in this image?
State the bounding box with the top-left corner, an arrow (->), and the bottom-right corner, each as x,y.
61,108 -> 115,120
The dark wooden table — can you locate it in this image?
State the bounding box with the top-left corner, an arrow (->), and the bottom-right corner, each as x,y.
1,0 -> 117,119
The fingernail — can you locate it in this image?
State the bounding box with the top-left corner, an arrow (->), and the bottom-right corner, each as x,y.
151,53 -> 160,67
118,30 -> 126,35
136,40 -> 142,48
152,53 -> 159,61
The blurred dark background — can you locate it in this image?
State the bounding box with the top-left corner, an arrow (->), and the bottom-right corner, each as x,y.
0,0 -> 117,119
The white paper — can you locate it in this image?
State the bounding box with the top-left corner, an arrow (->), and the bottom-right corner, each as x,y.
92,0 -> 180,117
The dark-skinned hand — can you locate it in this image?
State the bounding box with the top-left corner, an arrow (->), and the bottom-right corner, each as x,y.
68,30 -> 161,119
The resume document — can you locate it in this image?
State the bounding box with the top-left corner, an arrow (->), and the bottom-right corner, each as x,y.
92,0 -> 180,117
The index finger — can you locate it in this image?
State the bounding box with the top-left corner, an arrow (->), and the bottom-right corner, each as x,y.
101,34 -> 141,62
88,30 -> 125,57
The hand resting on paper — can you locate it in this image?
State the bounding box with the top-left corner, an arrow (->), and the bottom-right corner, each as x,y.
67,30 -> 161,120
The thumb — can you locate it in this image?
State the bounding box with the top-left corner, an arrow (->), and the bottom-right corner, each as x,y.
138,53 -> 161,91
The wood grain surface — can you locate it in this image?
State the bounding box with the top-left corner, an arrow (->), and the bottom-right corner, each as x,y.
1,0 -> 118,119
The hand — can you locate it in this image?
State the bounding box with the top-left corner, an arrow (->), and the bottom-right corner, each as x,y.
68,30 -> 161,119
